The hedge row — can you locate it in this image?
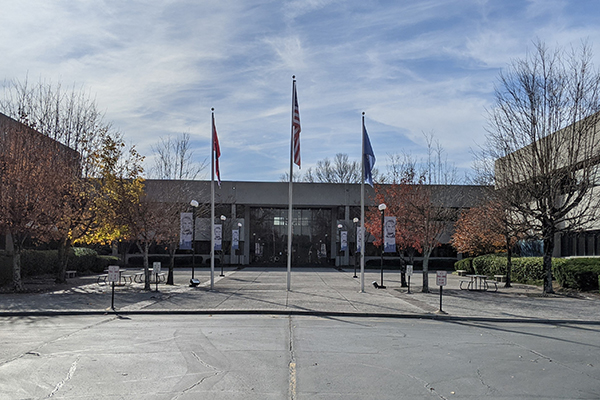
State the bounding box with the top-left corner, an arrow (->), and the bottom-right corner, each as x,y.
455,254 -> 600,291
365,258 -> 456,270
553,258 -> 600,291
0,248 -> 120,285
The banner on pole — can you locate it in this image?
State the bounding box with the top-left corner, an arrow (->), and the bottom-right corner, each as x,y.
341,231 -> 348,251
232,229 -> 239,250
180,212 -> 193,250
357,226 -> 364,252
214,224 -> 222,251
384,216 -> 396,253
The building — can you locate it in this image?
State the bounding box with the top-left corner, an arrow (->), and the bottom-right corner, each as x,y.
494,111 -> 600,258
142,180 -> 487,268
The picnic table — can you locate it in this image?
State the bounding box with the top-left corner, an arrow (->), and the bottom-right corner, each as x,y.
133,270 -> 167,284
97,268 -> 131,285
460,274 -> 497,292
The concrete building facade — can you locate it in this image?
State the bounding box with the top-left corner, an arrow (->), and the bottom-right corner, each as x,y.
143,180 -> 487,268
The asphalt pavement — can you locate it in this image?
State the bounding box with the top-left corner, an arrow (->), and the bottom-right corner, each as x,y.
1,267 -> 599,323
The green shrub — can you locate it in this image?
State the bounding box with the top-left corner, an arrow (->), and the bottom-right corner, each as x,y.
454,258 -> 474,274
472,254 -> 508,276
21,250 -> 59,276
470,254 -> 564,285
96,255 -> 121,272
553,258 -> 600,291
0,255 -> 12,286
68,247 -> 100,273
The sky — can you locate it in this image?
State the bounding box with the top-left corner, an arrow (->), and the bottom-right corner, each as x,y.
2,0 -> 600,182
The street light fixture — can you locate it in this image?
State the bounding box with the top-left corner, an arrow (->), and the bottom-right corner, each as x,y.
220,215 -> 226,276
352,217 -> 359,278
378,203 -> 387,289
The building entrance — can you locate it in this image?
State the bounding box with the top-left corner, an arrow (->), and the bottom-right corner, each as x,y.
249,207 -> 331,266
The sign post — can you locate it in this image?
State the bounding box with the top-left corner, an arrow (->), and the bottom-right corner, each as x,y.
436,270 -> 448,314
107,265 -> 120,310
406,265 -> 413,294
153,262 -> 161,292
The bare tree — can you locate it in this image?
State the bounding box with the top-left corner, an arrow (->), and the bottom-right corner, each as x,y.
484,40 -> 600,294
281,153 -> 380,183
0,115 -> 75,290
1,78 -> 113,283
150,133 -> 206,180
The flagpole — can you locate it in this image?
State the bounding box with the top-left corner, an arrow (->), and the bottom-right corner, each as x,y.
210,108 -> 215,290
287,77 -> 296,291
360,112 -> 366,293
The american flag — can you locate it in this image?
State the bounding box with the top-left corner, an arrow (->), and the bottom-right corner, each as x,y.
213,114 -> 221,186
292,81 -> 301,168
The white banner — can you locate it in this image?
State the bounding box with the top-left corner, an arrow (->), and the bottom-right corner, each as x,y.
232,229 -> 239,250
384,216 -> 396,253
340,231 -> 348,251
356,226 -> 364,252
214,224 -> 222,251
180,212 -> 193,250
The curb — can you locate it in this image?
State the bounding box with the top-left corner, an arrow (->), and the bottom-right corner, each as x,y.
2,309 -> 600,325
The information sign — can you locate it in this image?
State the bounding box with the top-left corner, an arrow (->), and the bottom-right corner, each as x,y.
436,270 -> 447,286
406,265 -> 413,276
153,262 -> 161,274
107,265 -> 120,283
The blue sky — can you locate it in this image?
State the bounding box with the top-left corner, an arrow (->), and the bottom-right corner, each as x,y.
2,0 -> 600,182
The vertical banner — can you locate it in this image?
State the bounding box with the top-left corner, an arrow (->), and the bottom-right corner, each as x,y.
232,229 -> 240,250
214,224 -> 222,251
356,226 -> 364,252
340,231 -> 348,251
255,242 -> 262,256
180,212 -> 193,250
384,216 -> 396,253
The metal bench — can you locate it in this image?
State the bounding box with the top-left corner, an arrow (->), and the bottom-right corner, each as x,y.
65,270 -> 77,279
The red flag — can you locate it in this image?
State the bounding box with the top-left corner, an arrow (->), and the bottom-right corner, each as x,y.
212,114 -> 221,186
292,82 -> 301,168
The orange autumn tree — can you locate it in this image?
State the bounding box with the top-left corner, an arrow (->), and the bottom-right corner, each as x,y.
452,202 -> 505,256
452,200 -> 521,287
365,180 -> 424,287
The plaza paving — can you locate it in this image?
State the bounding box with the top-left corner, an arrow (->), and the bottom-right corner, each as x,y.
1,267 -> 599,323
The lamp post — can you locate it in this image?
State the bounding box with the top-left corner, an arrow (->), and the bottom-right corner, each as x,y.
378,203 -> 387,289
337,223 -> 343,267
353,217 -> 359,278
190,200 -> 199,284
220,215 -> 226,276
237,222 -> 243,265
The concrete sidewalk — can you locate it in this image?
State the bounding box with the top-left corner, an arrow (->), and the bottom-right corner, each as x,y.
1,267 -> 599,322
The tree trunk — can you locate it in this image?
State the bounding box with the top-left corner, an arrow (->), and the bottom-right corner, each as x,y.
504,234 -> 512,288
56,237 -> 71,284
542,233 -> 555,295
422,250 -> 431,292
143,242 -> 151,291
167,245 -> 176,285
11,242 -> 24,292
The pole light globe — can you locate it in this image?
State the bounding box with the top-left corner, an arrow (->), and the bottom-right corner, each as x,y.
353,217 -> 359,223
337,224 -> 343,229
378,203 -> 387,211
220,215 -> 226,221
190,200 -> 199,208
237,222 -> 242,227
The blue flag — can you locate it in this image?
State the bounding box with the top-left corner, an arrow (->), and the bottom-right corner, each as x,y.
363,121 -> 376,187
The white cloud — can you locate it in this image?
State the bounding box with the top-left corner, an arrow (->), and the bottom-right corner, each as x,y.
2,0 -> 600,181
